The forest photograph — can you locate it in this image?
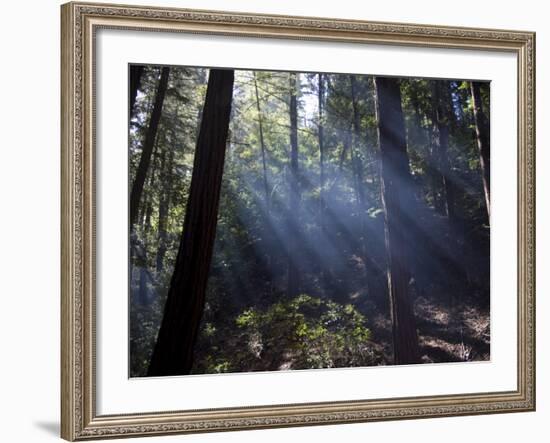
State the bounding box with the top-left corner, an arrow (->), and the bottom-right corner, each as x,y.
128,64 -> 491,378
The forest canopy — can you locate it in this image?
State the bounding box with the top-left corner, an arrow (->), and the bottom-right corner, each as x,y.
129,65 -> 490,377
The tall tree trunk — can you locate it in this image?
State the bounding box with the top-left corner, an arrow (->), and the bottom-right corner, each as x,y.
130,67 -> 170,228
432,82 -> 456,222
349,75 -> 370,279
138,130 -> 161,229
374,77 -> 420,365
156,142 -> 175,274
409,82 -> 424,147
318,73 -> 326,221
129,65 -> 144,117
147,69 -> 235,376
318,73 -> 329,283
253,72 -> 273,293
470,81 -> 491,219
287,73 -> 300,298
350,76 -> 366,208
428,93 -> 445,214
135,131 -> 160,304
253,72 -> 270,209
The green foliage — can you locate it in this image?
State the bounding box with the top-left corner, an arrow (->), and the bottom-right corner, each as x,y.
229,294 -> 380,371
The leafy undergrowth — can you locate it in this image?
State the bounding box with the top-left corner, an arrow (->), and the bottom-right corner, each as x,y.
192,294 -> 384,374
191,284 -> 490,374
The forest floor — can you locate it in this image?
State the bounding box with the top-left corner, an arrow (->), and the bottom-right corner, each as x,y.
364,292 -> 490,365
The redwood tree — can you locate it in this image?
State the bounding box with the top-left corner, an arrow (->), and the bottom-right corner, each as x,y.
374,77 -> 420,365
147,69 -> 235,376
431,81 -> 456,221
470,81 -> 490,219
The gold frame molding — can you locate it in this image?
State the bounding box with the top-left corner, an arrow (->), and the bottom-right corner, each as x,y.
61,1 -> 536,440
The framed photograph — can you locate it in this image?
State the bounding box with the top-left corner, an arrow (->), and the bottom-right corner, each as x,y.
61,1 -> 535,440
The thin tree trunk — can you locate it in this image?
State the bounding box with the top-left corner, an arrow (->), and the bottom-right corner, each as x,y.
129,65 -> 144,116
253,72 -> 270,209
287,73 -> 300,298
350,76 -> 366,206
318,73 -> 329,283
253,72 -> 273,293
138,130 -> 161,229
156,140 -> 175,273
130,67 -> 170,228
136,131 -> 160,303
374,77 -> 420,365
409,82 -> 424,147
350,75 -> 369,275
428,93 -> 445,214
147,69 -> 235,376
432,82 -> 456,222
470,81 -> 491,219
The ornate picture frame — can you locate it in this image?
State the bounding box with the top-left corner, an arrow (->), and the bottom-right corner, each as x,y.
61,1 -> 535,440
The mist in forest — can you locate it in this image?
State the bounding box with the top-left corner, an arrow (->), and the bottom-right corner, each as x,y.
129,65 -> 490,377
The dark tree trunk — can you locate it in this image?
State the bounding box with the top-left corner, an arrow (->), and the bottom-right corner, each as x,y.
130,67 -> 170,228
432,82 -> 456,222
374,77 -> 421,365
129,65 -> 144,117
470,81 -> 491,219
147,69 -> 235,376
287,73 -> 300,298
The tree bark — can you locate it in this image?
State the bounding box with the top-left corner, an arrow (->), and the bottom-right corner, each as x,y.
253,72 -> 270,209
130,67 -> 170,228
147,69 -> 235,376
470,81 -> 491,219
374,77 -> 421,365
287,73 -> 300,298
432,82 -> 456,222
